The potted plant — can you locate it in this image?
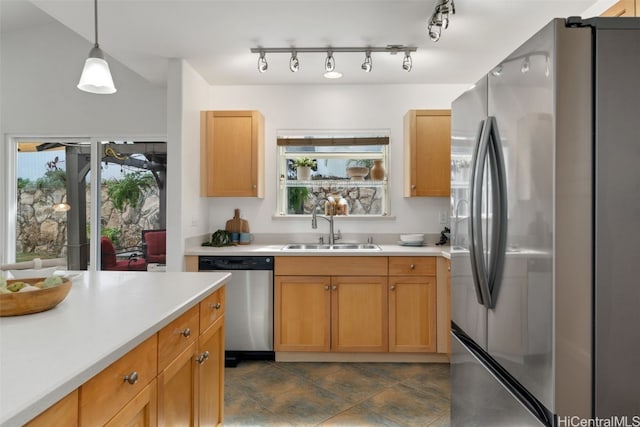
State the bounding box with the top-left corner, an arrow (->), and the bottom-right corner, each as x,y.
287,187 -> 310,214
293,157 -> 316,181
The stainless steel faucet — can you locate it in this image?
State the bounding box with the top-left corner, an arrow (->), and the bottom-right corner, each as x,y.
311,198 -> 340,245
453,199 -> 469,248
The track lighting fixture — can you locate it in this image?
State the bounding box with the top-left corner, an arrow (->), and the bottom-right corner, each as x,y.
77,0 -> 116,94
324,50 -> 336,72
289,51 -> 299,72
427,0 -> 455,43
257,51 -> 268,73
250,45 -> 418,76
402,51 -> 412,72
361,51 -> 373,72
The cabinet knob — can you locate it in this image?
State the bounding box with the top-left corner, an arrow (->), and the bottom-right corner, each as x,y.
332,285 -> 337,291
390,285 -> 396,291
210,302 -> 222,310
324,285 -> 329,291
252,184 -> 257,189
180,328 -> 191,338
411,184 -> 416,189
196,351 -> 210,364
123,372 -> 139,385
448,265 -> 451,272
410,264 -> 415,269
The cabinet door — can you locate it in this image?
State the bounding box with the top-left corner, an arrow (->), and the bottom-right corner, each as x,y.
198,317 -> 225,427
157,342 -> 198,427
600,0 -> 635,16
331,276 -> 388,352
25,390 -> 78,427
201,111 -> 264,197
388,276 -> 437,352
274,276 -> 331,352
404,110 -> 451,197
104,379 -> 157,427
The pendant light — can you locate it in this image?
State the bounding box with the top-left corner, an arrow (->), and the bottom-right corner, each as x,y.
77,0 -> 116,94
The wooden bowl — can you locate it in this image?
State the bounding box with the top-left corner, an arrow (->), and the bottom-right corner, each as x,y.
0,277 -> 72,317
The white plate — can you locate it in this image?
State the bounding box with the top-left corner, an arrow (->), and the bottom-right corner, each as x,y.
397,241 -> 425,247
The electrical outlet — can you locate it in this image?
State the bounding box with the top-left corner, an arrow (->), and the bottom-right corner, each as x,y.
439,211 -> 448,225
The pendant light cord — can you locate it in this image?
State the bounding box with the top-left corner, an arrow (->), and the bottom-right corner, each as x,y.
93,0 -> 99,48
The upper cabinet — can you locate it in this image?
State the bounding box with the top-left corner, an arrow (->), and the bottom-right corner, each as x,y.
403,109 -> 451,197
600,0 -> 638,16
200,110 -> 264,197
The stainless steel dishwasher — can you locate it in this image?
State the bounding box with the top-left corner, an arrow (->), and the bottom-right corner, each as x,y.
198,256 -> 274,366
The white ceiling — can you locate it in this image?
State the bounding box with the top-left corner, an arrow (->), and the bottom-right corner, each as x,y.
1,0 -> 615,87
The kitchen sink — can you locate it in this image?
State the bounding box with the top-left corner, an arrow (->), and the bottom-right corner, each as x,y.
282,243 -> 381,251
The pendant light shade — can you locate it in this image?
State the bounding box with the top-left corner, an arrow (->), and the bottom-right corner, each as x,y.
77,0 -> 116,94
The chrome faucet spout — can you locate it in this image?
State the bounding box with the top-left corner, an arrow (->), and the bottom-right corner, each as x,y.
311,198 -> 337,244
453,199 -> 469,247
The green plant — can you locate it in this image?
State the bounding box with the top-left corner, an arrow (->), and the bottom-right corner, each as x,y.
106,172 -> 154,212
293,157 -> 316,168
287,187 -> 310,214
101,227 -> 121,247
35,169 -> 66,190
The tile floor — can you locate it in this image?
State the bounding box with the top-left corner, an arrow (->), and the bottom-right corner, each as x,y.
224,361 -> 450,427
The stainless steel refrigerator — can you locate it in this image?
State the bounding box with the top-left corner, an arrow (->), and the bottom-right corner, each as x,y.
450,17 -> 640,426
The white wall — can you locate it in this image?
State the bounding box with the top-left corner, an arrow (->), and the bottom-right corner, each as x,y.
0,23 -> 166,136
204,84 -> 469,235
165,59 -> 211,271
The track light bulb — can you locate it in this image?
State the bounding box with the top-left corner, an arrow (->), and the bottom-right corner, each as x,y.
361,51 -> 372,72
521,56 -> 530,74
324,51 -> 335,72
258,51 -> 268,73
289,51 -> 299,72
428,24 -> 441,42
402,52 -> 412,72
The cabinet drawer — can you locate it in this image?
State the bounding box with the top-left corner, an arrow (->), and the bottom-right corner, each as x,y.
389,257 -> 436,276
200,286 -> 225,334
158,305 -> 199,372
79,335 -> 158,427
26,390 -> 78,427
276,256 -> 388,276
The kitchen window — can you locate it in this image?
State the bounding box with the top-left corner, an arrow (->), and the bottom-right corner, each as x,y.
276,132 -> 390,217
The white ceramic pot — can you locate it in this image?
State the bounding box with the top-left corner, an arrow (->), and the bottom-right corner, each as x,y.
296,166 -> 312,181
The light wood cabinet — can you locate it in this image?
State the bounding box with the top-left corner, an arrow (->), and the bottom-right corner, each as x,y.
331,276 -> 388,352
274,257 -> 388,353
28,286 -> 226,427
404,109 -> 451,197
200,110 -> 264,197
197,316 -> 225,426
388,257 -> 437,353
25,390 -> 78,427
274,276 -> 331,352
600,0 -> 637,16
79,335 -> 158,426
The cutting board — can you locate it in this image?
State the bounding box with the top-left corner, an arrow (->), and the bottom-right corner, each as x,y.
225,209 -> 250,233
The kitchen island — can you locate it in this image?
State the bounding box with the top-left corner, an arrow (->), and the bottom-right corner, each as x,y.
0,271 -> 229,427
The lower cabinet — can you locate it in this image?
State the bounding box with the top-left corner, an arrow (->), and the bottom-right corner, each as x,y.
388,276 -> 437,352
26,286 -> 226,427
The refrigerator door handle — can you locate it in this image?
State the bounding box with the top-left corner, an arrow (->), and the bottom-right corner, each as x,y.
485,116 -> 508,309
469,118 -> 492,306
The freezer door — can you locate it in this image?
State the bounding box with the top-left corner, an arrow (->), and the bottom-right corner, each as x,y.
486,20 -> 556,411
451,333 -> 547,427
451,76 -> 488,348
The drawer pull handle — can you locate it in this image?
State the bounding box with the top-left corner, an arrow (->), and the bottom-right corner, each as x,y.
332,285 -> 337,291
390,285 -> 396,291
210,302 -> 222,310
324,285 -> 329,291
123,372 -> 139,385
180,328 -> 191,338
196,351 -> 210,364
410,264 -> 415,269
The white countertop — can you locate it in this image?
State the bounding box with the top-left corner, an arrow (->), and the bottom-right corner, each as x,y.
184,242 -> 450,258
0,271 -> 230,427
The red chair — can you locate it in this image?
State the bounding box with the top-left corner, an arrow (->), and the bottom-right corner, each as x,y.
142,229 -> 166,264
100,236 -> 146,271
